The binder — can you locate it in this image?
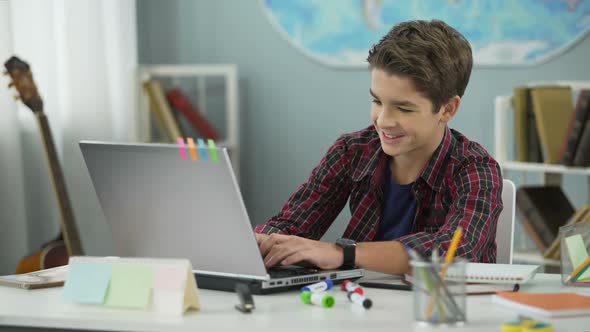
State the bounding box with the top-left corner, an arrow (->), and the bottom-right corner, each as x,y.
529,86 -> 574,164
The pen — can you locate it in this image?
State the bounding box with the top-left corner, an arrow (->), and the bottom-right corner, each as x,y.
357,281 -> 411,291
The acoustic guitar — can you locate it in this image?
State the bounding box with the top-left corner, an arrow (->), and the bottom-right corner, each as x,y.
4,56 -> 84,273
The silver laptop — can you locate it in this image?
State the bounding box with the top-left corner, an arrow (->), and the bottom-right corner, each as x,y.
79,141 -> 364,294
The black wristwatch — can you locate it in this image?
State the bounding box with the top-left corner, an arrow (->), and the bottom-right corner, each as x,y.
335,238 -> 356,269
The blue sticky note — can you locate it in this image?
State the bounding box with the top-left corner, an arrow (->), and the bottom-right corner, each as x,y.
197,138 -> 208,160
63,261 -> 112,304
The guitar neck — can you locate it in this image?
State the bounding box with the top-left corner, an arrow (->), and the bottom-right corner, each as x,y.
35,112 -> 84,256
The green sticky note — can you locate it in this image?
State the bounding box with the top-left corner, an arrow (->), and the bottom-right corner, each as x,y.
62,261 -> 112,304
207,139 -> 218,162
565,234 -> 590,281
104,264 -> 154,309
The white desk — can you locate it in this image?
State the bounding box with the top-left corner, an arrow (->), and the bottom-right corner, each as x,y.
0,274 -> 588,332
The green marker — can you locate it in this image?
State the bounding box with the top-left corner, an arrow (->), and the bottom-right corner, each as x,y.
300,291 -> 335,308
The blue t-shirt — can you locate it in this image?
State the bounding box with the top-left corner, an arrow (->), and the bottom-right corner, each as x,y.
374,165 -> 417,241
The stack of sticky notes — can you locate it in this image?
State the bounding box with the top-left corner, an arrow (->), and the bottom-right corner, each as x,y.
62,256 -> 200,315
565,234 -> 590,284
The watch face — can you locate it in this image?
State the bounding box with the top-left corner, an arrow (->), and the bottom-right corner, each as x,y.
337,238 -> 356,246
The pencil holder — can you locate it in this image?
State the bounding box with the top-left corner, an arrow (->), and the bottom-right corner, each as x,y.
559,222 -> 590,286
410,258 -> 466,325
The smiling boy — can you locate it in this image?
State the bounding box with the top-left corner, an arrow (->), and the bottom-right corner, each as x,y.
255,20 -> 503,275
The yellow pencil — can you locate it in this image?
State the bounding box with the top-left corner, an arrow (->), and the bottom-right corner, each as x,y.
569,256 -> 590,282
444,226 -> 463,266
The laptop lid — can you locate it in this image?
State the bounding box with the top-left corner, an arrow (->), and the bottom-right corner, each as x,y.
79,141 -> 269,281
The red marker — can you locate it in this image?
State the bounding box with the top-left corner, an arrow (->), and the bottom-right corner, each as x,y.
341,280 -> 364,295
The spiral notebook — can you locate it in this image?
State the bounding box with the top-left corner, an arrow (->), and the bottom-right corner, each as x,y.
446,263 -> 539,284
0,265 -> 68,289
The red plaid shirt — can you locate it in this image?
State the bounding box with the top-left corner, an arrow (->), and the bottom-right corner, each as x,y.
255,125 -> 503,263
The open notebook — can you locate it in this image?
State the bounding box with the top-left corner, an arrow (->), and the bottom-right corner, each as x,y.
445,263 -> 539,284
358,264 -> 538,295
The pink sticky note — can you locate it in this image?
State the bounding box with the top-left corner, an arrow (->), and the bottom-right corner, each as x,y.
154,266 -> 186,291
177,138 -> 187,160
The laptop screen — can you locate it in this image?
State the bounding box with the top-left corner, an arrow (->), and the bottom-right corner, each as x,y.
79,141 -> 268,280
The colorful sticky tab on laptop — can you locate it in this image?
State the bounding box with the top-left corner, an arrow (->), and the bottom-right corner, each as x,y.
187,138 -> 198,161
177,138 -> 187,160
63,257 -> 200,315
207,139 -> 218,162
197,138 -> 208,160
178,137 -> 219,162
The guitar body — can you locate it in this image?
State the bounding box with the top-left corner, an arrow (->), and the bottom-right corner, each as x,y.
15,240 -> 68,274
4,56 -> 84,273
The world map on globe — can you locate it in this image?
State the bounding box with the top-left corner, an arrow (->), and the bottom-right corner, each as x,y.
262,0 -> 590,67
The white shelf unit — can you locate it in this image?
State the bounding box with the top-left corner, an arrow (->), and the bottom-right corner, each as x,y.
494,81 -> 590,192
137,64 -> 240,178
494,81 -> 590,266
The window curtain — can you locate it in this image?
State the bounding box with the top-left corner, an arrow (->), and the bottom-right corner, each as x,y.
0,0 -> 137,274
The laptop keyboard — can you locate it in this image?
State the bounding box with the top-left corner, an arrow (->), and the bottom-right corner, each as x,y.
267,266 -> 320,279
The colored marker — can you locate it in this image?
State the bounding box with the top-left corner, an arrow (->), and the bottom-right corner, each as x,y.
301,280 -> 333,293
347,291 -> 372,309
300,291 -> 334,308
341,280 -> 364,295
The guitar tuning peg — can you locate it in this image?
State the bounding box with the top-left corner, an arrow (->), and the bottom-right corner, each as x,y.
13,95 -> 20,101
8,82 -> 14,88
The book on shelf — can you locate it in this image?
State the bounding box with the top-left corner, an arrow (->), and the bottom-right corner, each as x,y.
143,80 -> 184,142
513,87 -> 531,162
529,86 -> 574,164
513,87 -> 544,163
166,88 -> 221,141
0,265 -> 67,289
561,89 -> 590,165
544,204 -> 590,260
516,186 -> 575,252
573,101 -> 590,166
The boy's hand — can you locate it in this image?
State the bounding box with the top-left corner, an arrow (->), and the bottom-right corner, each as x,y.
254,233 -> 343,270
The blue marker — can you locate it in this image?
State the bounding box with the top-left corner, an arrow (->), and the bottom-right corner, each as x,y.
301,280 -> 333,293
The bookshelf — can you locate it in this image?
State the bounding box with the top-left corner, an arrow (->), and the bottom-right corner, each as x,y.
493,81 -> 590,269
494,81 -> 590,191
137,64 -> 240,178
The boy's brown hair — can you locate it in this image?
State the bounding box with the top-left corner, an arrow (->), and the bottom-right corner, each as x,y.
367,20 -> 473,112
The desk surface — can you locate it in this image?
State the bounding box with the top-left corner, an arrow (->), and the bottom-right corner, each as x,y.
1,273 -> 589,332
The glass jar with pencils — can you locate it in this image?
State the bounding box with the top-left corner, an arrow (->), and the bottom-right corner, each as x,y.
559,222 -> 590,287
409,256 -> 467,325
